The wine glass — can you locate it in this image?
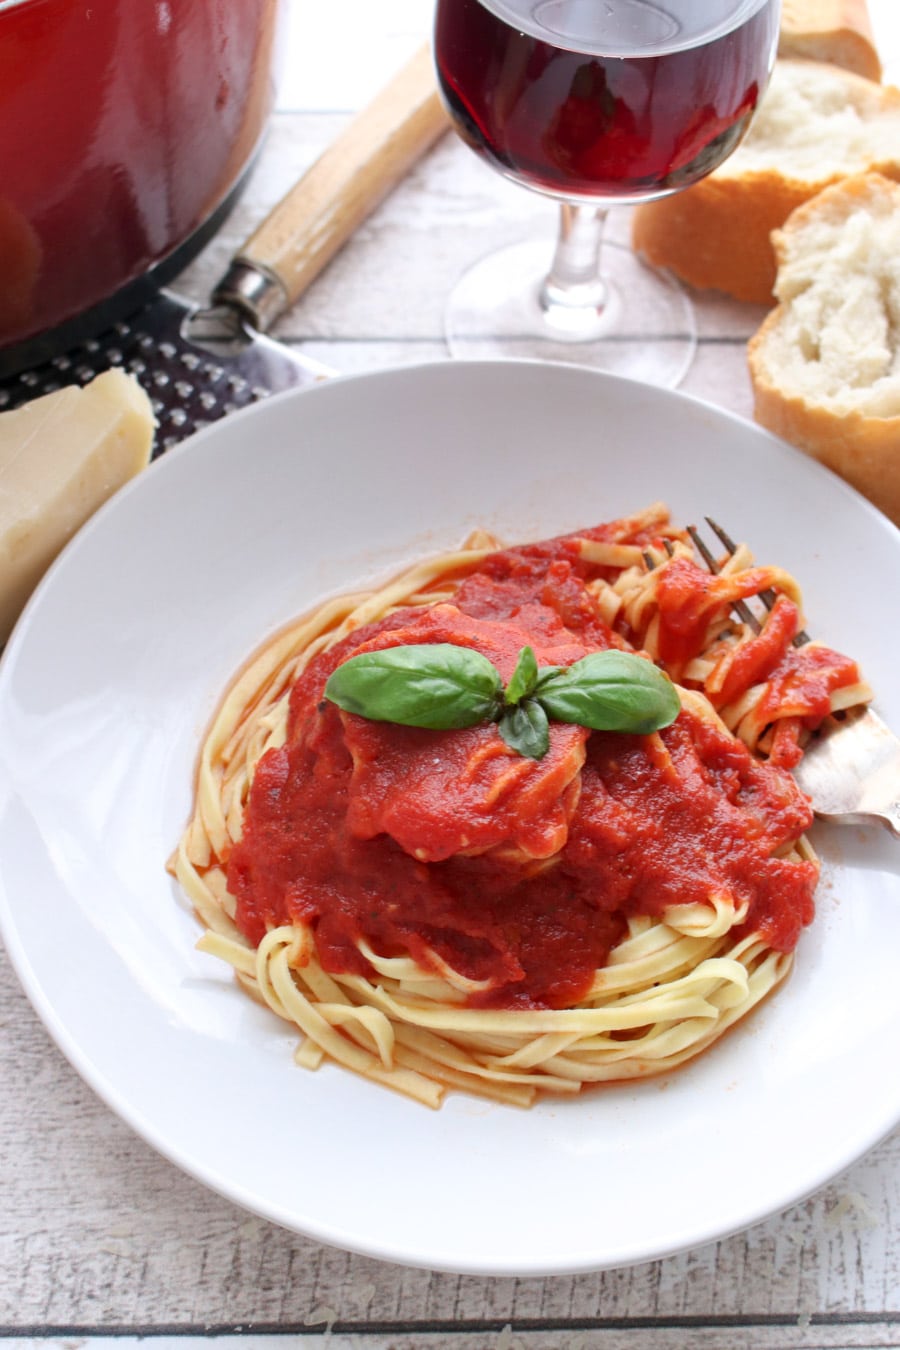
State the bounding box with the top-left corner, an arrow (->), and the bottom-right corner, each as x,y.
433,0 -> 781,386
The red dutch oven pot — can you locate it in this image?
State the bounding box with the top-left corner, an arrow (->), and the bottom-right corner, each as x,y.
0,0 -> 283,374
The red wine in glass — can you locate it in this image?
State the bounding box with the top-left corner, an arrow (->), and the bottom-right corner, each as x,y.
435,0 -> 780,201
432,0 -> 781,386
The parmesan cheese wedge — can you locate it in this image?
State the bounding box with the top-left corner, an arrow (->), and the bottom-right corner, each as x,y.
0,368 -> 155,643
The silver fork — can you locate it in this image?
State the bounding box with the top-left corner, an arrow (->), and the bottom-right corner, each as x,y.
688,519 -> 900,838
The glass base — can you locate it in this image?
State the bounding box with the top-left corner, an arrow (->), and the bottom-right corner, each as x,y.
445,237 -> 697,388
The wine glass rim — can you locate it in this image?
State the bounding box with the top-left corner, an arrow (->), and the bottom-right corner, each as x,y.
470,0 -> 777,59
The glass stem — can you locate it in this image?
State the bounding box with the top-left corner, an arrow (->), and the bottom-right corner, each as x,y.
540,202 -> 610,319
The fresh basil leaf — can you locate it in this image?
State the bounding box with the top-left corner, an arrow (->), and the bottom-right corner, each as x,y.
324,643 -> 503,730
536,650 -> 680,734
498,698 -> 550,760
533,664 -> 564,691
505,645 -> 539,706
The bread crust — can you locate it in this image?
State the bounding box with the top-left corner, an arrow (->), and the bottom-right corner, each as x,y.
779,0 -> 881,81
632,173 -> 832,306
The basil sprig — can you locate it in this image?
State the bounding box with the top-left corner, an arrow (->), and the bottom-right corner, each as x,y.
324,642 -> 680,759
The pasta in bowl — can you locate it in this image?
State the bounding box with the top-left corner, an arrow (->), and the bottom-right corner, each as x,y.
172,501 -> 869,1108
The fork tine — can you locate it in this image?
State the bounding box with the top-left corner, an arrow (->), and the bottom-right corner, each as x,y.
706,516 -> 774,611
703,517 -> 741,562
641,536 -> 677,572
704,517 -> 810,646
686,525 -> 761,633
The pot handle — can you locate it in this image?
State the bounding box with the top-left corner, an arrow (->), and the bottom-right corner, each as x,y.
213,42 -> 448,333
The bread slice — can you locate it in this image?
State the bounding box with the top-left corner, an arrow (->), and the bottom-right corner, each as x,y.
631,60 -> 900,305
748,173 -> 900,525
779,0 -> 881,81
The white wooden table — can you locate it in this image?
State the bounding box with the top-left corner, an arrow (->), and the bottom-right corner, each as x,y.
3,3 -> 900,1347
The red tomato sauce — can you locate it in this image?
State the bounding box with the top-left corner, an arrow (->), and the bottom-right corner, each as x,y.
652,554 -> 860,768
226,531 -> 825,1010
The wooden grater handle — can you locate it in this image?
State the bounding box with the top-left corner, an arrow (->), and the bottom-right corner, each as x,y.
214,43 -> 448,332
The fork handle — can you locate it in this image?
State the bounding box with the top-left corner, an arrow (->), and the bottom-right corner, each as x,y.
213,43 -> 447,331
817,800 -> 900,838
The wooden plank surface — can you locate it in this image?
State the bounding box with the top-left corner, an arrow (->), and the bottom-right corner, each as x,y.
3,5 -> 900,1346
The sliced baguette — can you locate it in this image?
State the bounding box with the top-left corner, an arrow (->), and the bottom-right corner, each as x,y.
779,0 -> 881,81
632,60 -> 900,305
748,173 -> 900,525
